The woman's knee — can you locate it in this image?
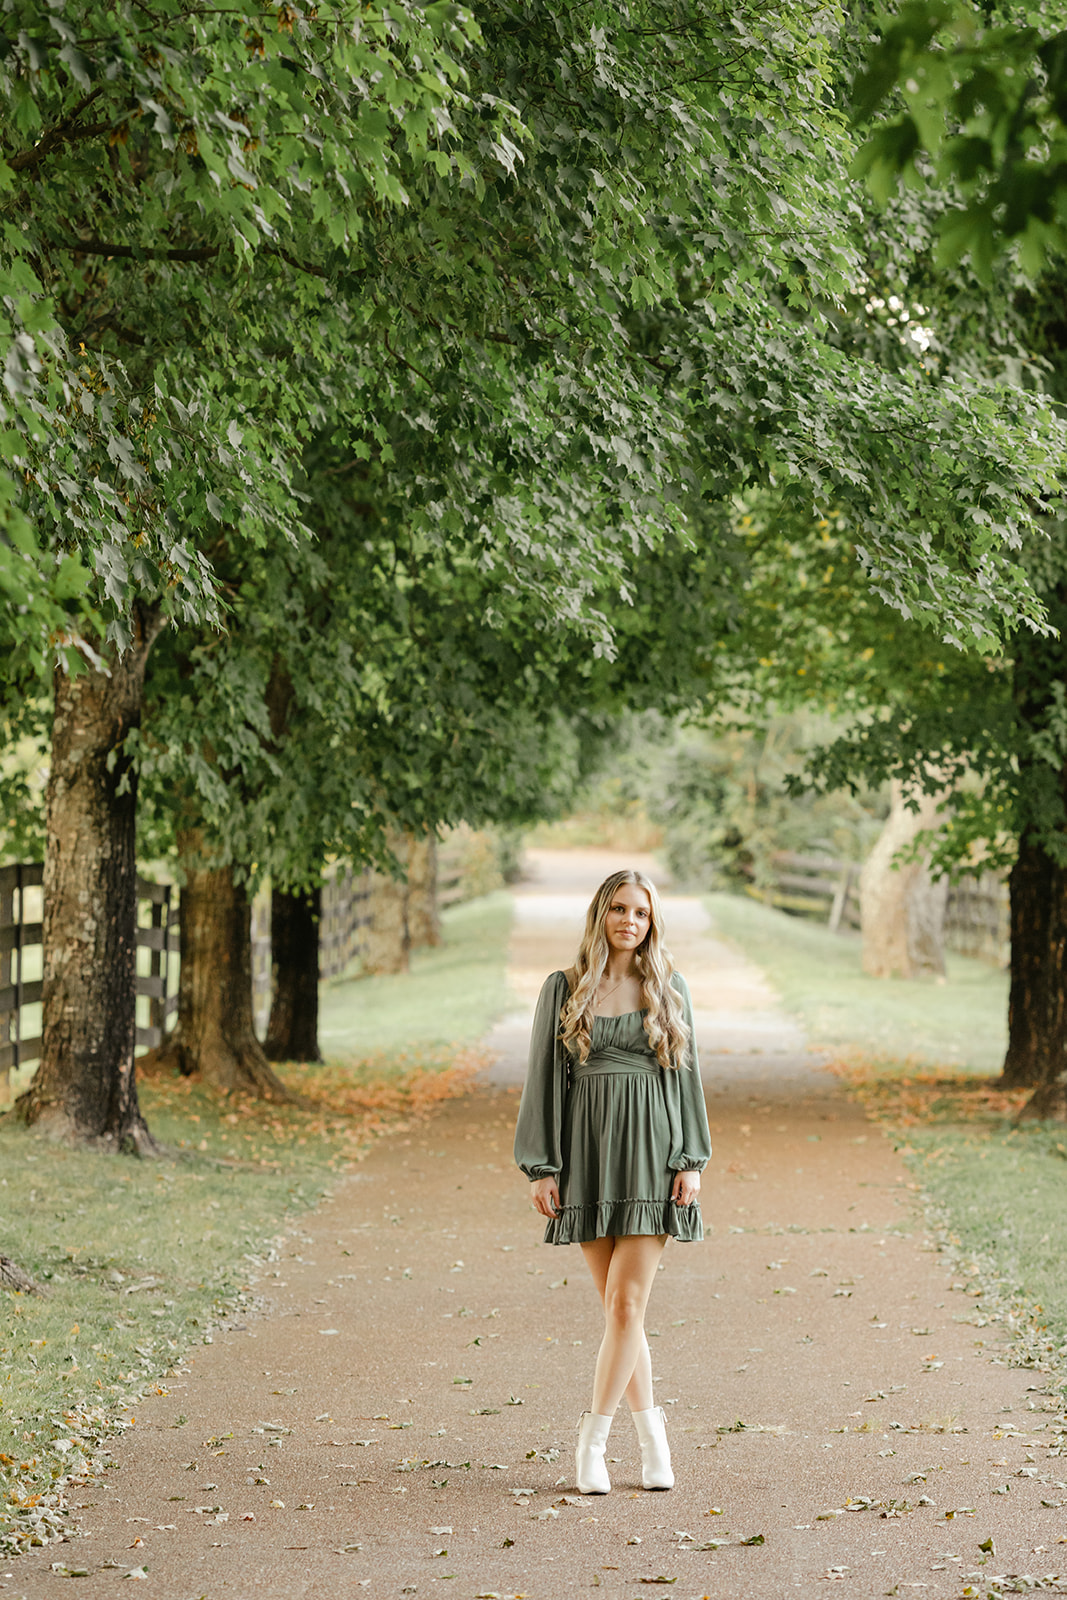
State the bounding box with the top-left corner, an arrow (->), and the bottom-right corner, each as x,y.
605,1283 -> 645,1326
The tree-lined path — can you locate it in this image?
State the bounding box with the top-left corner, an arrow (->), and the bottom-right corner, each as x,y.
15,855 -> 1063,1598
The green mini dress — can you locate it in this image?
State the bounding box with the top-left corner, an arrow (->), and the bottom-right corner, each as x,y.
514,970 -> 712,1246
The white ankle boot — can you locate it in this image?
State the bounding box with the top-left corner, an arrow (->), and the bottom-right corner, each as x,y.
633,1406 -> 673,1489
575,1411 -> 612,1494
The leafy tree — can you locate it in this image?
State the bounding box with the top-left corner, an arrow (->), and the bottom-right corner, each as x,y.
7,0 -> 1067,1139
840,0 -> 1067,1104
1,0 -> 520,1145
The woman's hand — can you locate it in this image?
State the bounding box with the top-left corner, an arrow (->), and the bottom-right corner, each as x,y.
530,1176 -> 561,1218
671,1170 -> 700,1207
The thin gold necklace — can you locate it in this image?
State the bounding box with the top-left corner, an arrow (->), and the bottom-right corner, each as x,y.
596,973 -> 629,1006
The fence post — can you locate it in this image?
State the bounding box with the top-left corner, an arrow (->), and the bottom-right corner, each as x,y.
0,870 -> 12,1102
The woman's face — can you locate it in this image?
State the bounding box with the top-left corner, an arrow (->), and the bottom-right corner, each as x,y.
603,883 -> 653,955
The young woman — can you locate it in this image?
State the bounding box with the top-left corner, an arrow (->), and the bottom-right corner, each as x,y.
513,868 -> 711,1495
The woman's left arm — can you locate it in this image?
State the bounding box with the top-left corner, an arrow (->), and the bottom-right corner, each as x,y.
667,973 -> 712,1205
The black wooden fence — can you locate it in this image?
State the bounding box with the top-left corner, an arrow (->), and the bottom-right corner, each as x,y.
0,870 -> 177,1098
0,863 -> 43,1082
2,831 -> 499,1091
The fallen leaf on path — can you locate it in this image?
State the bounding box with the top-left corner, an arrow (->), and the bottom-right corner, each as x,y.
740,1534 -> 765,1546
638,1579 -> 676,1585
124,1570 -> 148,1581
533,1507 -> 559,1520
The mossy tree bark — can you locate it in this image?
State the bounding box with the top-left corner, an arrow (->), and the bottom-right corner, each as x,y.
156,852 -> 292,1100
18,611 -> 161,1152
264,886 -> 323,1064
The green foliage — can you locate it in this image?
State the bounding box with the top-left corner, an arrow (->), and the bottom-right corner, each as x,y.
546,710 -> 885,890
653,718 -> 886,890
4,0 -> 1066,901
852,0 -> 1067,278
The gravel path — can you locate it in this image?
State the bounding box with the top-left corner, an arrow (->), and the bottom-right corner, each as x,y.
15,850 -> 1064,1599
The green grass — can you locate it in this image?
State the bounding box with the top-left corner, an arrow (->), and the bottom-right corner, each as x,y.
0,890 -> 513,1553
903,1122 -> 1067,1362
705,891 -> 1067,1379
706,890 -> 1009,1072
318,890 -> 513,1061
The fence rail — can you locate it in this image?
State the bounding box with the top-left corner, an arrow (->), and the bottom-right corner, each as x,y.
0,872 -> 177,1096
0,863 -> 44,1078
135,878 -> 178,1051
744,852 -> 861,933
744,850 -> 1010,966
3,829 -> 508,1088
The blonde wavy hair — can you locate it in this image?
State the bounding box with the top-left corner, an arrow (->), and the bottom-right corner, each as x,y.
560,869 -> 690,1071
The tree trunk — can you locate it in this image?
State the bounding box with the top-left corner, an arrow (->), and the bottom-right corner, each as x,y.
406,835 -> 440,951
18,616 -> 160,1152
264,886 -> 323,1063
155,857 -> 292,1100
1002,577 -> 1067,1112
859,781 -> 949,980
1004,832 -> 1067,1108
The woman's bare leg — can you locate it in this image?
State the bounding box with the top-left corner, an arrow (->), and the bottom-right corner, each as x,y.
580,1237 -> 655,1411
579,1235 -> 666,1415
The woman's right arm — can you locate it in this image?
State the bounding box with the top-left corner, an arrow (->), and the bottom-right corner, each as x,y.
514,971 -> 568,1190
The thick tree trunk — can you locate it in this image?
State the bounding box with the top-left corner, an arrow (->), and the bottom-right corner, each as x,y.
407,836 -> 440,951
859,781 -> 948,980
18,617 -> 160,1152
1003,578 -> 1067,1112
264,886 -> 323,1063
1005,833 -> 1067,1109
155,857 -> 291,1100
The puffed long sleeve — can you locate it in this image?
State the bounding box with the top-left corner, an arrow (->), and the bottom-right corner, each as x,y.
513,970 -> 571,1181
663,972 -> 712,1172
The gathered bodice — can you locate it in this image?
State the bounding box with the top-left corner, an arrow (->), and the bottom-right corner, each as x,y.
570,1010 -> 658,1076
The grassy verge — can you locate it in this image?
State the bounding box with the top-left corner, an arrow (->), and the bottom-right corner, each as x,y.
318,889 -> 513,1061
706,891 -> 1067,1380
0,891 -> 512,1555
706,889 -> 1008,1071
